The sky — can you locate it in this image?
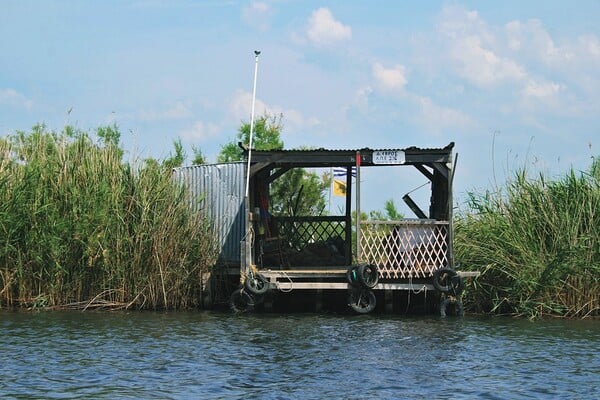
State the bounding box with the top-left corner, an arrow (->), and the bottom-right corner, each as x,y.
2,0 -> 599,214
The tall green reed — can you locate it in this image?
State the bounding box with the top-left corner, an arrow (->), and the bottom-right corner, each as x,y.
455,160 -> 600,318
0,125 -> 218,309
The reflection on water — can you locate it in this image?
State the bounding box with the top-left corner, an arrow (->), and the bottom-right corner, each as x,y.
1,311 -> 599,399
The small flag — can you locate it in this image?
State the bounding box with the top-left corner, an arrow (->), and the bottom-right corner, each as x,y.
333,166 -> 356,177
333,179 -> 346,196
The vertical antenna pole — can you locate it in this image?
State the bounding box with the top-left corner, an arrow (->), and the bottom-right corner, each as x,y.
243,50 -> 260,277
355,151 -> 361,261
245,50 -> 261,199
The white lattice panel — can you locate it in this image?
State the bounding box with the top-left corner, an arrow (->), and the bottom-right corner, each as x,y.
360,221 -> 449,279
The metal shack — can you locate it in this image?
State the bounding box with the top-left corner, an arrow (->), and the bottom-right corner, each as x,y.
174,142 -> 470,315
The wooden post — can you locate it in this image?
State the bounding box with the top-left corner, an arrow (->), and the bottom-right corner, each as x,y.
264,277 -> 274,312
315,289 -> 323,312
385,290 -> 393,313
344,164 -> 353,264
264,292 -> 273,312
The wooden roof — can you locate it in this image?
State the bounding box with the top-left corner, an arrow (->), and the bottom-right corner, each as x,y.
245,142 -> 454,170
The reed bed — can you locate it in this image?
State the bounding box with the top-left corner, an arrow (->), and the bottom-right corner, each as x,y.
0,125 -> 218,310
455,161 -> 600,319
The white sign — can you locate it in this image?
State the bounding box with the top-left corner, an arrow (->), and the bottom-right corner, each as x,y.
373,150 -> 405,165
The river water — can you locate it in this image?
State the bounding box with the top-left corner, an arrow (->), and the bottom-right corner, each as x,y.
1,310 -> 598,399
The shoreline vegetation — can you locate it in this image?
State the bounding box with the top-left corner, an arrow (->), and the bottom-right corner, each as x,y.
1,125 -> 598,318
455,160 -> 600,319
0,125 -> 218,311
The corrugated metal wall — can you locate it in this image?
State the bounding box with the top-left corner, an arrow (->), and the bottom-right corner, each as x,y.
173,162 -> 246,265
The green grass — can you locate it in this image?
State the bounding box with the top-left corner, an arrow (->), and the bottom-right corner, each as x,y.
0,125 -> 218,310
455,160 -> 600,319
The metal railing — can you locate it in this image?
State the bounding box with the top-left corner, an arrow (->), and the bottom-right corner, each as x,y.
273,216 -> 346,252
264,216 -> 349,267
360,220 -> 449,279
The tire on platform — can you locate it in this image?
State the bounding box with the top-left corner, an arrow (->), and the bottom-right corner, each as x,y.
244,273 -> 270,295
432,267 -> 464,294
348,287 -> 377,314
346,267 -> 360,287
357,263 -> 379,289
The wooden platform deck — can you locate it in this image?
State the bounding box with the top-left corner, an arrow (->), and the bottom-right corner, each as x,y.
256,268 -> 479,291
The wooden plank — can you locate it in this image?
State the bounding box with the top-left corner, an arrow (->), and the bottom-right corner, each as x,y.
224,267 -> 348,276
375,283 -> 434,291
227,267 -> 478,280
272,282 -> 435,290
262,269 -> 347,279
456,271 -> 481,277
274,282 -> 348,290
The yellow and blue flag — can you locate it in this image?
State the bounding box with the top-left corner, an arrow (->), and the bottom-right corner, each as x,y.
333,179 -> 346,196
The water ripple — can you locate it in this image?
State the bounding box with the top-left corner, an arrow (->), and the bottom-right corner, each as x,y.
1,311 -> 599,399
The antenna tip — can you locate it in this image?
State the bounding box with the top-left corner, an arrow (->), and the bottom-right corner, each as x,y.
254,50 -> 261,56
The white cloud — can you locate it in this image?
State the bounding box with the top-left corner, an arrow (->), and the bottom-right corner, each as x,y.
138,102 -> 193,121
180,121 -> 221,142
229,90 -> 268,121
242,2 -> 272,31
505,21 -> 523,51
500,18 -> 600,115
372,63 -> 407,92
433,5 -> 600,119
454,35 -> 526,86
353,86 -> 373,110
579,34 -> 600,61
438,5 -> 526,87
522,79 -> 562,99
0,88 -> 33,109
504,20 -> 600,76
306,8 -> 351,46
518,78 -> 574,117
280,109 -> 321,131
504,19 -> 573,66
415,96 -> 475,133
228,90 -> 320,133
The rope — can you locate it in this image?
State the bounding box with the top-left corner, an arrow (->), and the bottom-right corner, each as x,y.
277,271 -> 294,293
240,225 -> 256,284
408,274 -> 428,295
405,273 -> 429,313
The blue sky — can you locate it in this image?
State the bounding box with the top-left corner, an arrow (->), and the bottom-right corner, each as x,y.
2,1 -> 599,213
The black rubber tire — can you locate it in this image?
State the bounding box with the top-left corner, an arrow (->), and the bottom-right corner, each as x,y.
244,273 -> 269,295
357,264 -> 379,289
251,292 -> 265,305
348,288 -> 376,314
449,274 -> 465,296
346,267 -> 359,287
432,267 -> 464,294
229,289 -> 255,313
439,298 -> 464,317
